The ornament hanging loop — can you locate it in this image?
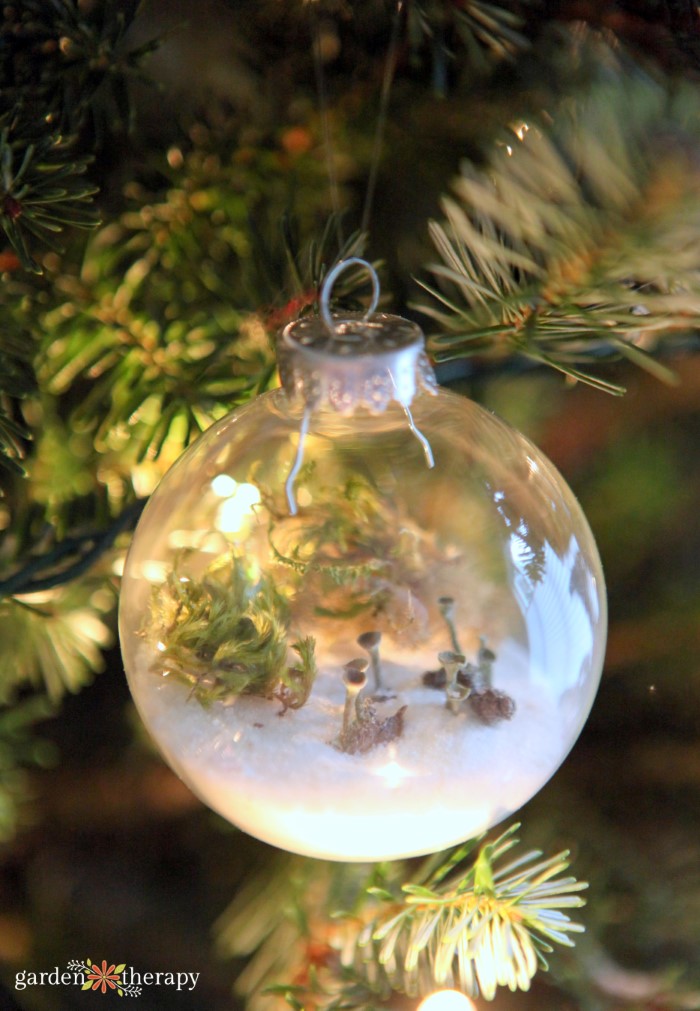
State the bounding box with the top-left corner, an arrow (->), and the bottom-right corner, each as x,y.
320,257 -> 381,335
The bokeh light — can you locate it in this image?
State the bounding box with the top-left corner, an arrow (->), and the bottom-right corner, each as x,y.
417,990 -> 477,1011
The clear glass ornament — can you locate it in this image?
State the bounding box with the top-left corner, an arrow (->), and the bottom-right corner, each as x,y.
119,260 -> 606,862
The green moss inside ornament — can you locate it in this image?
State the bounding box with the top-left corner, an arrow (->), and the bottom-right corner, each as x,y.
119,260 -> 606,862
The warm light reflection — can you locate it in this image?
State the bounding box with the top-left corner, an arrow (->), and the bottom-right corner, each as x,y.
216,480 -> 261,534
375,759 -> 410,788
141,561 -> 169,583
168,529 -> 206,549
211,473 -> 237,497
418,990 -> 477,1011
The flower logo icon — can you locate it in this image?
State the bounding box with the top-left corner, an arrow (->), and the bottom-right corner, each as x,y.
82,959 -> 127,994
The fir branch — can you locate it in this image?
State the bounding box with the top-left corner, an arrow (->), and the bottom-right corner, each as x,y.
219,827 -> 586,1009
38,144 -> 330,458
35,113 -> 371,460
0,0 -> 159,271
453,0 -> 532,62
0,306 -> 36,473
259,216 -> 370,330
268,979 -> 389,1011
0,574 -> 114,704
0,695 -> 56,843
0,121 -> 99,273
419,62 -> 700,392
407,0 -> 532,87
0,0 -> 158,137
216,855 -> 342,1011
345,824 -> 587,1001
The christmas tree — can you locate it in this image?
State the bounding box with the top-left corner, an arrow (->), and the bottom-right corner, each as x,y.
1,2 -> 700,1008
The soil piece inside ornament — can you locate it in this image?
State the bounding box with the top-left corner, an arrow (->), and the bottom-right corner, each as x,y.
469,688 -> 516,725
334,697 -> 408,755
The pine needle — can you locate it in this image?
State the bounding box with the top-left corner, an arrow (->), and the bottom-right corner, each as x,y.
418,52 -> 700,391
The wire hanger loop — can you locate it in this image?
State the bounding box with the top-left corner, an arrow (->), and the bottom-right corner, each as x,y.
320,258 -> 380,336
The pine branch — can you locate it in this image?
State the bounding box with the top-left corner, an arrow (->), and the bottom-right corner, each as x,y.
418,49 -> 700,392
38,132 -> 369,460
0,1 -> 158,136
0,306 -> 36,474
216,856 -> 342,1011
0,1 -> 160,271
0,587 -> 113,704
218,826 -> 587,1008
407,0 -> 533,87
345,824 -> 587,1002
0,533 -> 117,704
0,120 -> 99,273
38,200 -> 275,459
0,695 -> 56,843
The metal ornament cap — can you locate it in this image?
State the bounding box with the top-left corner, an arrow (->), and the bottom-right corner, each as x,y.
277,258 -> 438,514
278,310 -> 438,415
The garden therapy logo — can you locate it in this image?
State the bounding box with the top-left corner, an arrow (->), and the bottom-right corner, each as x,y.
14,958 -> 200,997
73,959 -> 139,997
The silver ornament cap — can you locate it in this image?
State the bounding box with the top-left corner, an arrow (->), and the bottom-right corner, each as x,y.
279,311 -> 438,413
278,259 -> 437,514
278,260 -> 438,415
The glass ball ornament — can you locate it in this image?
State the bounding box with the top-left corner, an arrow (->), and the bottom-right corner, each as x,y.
119,260 -> 606,862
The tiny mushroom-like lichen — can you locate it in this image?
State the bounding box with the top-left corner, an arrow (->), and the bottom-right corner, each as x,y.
477,637 -> 497,687
457,661 -> 479,690
357,630 -> 383,691
438,650 -> 467,715
445,681 -> 470,715
438,595 -> 461,653
342,658 -> 369,734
